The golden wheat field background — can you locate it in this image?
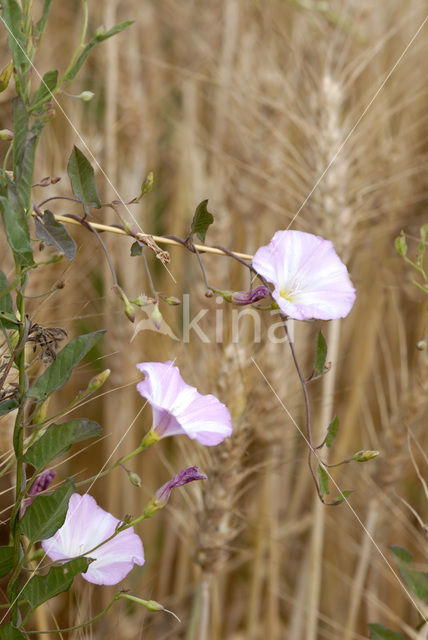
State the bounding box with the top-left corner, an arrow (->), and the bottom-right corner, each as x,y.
1,1 -> 428,638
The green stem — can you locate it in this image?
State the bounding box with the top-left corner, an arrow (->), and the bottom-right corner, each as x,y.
58,0 -> 88,87
8,278 -> 27,624
74,434 -> 155,490
24,592 -> 121,632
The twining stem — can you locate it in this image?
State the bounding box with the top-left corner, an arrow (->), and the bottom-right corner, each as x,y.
32,212 -> 253,260
24,592 -> 121,633
8,275 -> 28,624
281,317 -> 324,502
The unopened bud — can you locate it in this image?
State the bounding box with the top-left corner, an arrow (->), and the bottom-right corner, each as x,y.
213,286 -> 270,306
0,129 -> 13,141
44,107 -> 56,121
87,368 -> 111,393
205,289 -> 214,298
395,232 -> 407,257
124,301 -> 135,323
140,171 -> 154,198
416,339 -> 427,351
143,600 -> 165,612
132,294 -> 156,307
353,450 -> 380,462
116,286 -> 135,322
79,91 -> 95,102
95,25 -> 105,38
159,293 -> 181,306
128,471 -> 142,488
151,303 -> 163,330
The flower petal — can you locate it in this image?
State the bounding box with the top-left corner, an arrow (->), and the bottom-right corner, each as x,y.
82,528 -> 144,585
178,392 -> 233,445
253,230 -> 355,321
136,361 -> 233,445
42,494 -> 144,586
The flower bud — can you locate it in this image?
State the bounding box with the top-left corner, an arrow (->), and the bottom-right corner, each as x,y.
132,294 -> 156,307
79,91 -> 95,102
116,286 -> 135,322
154,466 -> 207,508
128,471 -> 142,488
22,469 -> 55,514
0,129 -> 13,141
352,450 -> 379,462
95,25 -> 105,38
150,303 -> 163,330
158,293 -> 181,306
87,368 -> 111,393
214,286 -> 270,306
416,339 -> 427,351
140,171 -> 154,197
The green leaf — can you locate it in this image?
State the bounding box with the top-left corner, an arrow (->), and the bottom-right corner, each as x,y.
2,0 -> 28,71
67,146 -> 101,214
0,189 -> 34,268
368,623 -> 406,640
332,490 -> 352,504
0,61 -> 13,93
390,546 -> 413,564
27,330 -> 105,401
130,241 -> 143,257
0,270 -> 17,330
15,134 -> 38,210
12,98 -> 28,181
390,546 -> 428,600
19,480 -> 74,543
0,399 -> 18,417
33,0 -> 53,45
95,20 -> 134,42
318,465 -> 329,495
23,418 -> 102,470
0,624 -> 27,640
30,70 -> 58,113
34,210 -> 77,261
21,557 -> 91,610
62,21 -> 133,85
313,331 -> 327,376
189,199 -> 214,243
0,546 -> 14,579
325,416 -> 339,448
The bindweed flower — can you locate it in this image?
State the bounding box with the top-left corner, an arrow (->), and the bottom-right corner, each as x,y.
136,361 -> 233,446
22,469 -> 55,514
252,230 -> 356,321
144,466 -> 207,517
42,493 -> 144,585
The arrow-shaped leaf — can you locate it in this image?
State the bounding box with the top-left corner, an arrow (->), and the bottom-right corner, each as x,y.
189,199 -> 214,243
23,418 -> 102,470
67,146 -> 101,215
21,557 -> 91,610
34,210 -> 76,261
27,331 -> 105,401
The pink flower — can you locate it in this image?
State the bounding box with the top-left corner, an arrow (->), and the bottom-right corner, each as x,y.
136,361 -> 232,446
41,494 -> 144,585
252,230 -> 355,321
